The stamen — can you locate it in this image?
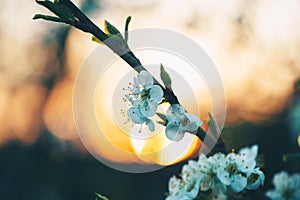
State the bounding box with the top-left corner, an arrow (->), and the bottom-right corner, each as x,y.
123,117 -> 130,124
120,109 -> 126,117
122,88 -> 132,91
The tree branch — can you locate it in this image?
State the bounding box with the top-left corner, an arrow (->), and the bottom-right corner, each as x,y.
35,0 -> 226,140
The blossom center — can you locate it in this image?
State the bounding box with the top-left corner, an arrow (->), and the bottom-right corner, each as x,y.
247,173 -> 259,184
225,162 -> 238,176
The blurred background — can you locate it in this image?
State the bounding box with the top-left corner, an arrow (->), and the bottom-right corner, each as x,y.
0,0 -> 299,199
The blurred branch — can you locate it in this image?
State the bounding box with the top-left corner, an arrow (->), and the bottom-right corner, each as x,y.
95,193 -> 109,200
38,0 -> 99,89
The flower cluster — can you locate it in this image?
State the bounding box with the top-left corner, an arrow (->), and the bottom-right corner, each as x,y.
166,145 -> 265,200
125,70 -> 202,140
125,70 -> 164,131
266,171 -> 300,200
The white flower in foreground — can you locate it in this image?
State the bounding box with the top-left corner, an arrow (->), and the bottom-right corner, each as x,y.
198,153 -> 227,194
216,145 -> 263,193
181,160 -> 201,198
166,145 -> 265,200
166,176 -> 196,200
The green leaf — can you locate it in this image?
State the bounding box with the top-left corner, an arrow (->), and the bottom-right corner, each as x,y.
156,112 -> 167,122
105,20 -> 121,35
160,64 -> 172,89
207,112 -> 220,137
104,20 -> 125,44
33,14 -> 67,23
35,0 -> 75,22
91,35 -> 103,44
124,16 -> 131,43
93,19 -> 129,46
157,121 -> 166,126
95,193 -> 109,200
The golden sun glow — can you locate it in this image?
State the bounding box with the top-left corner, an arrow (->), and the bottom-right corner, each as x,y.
92,58 -> 204,165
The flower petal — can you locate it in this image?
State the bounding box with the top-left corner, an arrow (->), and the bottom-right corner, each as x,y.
208,153 -> 226,173
168,176 -> 183,196
198,153 -> 208,166
137,70 -> 154,89
266,190 -> 282,200
239,158 -> 256,173
230,174 -> 247,193
127,107 -> 146,124
146,119 -> 155,131
132,77 -> 141,96
140,101 -> 157,117
246,168 -> 265,190
217,170 -> 231,186
166,104 -> 183,121
149,85 -> 163,103
287,173 -> 300,190
166,121 -> 184,141
184,178 -> 200,199
239,144 -> 258,161
273,171 -> 289,190
181,113 -> 202,132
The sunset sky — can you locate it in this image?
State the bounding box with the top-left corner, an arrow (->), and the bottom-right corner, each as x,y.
0,0 -> 299,199
0,0 -> 299,173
